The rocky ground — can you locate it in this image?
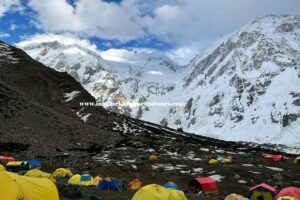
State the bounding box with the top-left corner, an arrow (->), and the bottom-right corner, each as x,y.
4,118 -> 300,200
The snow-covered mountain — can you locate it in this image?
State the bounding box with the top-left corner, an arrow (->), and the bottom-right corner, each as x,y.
170,15 -> 300,145
99,48 -> 185,120
17,35 -> 181,117
17,15 -> 300,147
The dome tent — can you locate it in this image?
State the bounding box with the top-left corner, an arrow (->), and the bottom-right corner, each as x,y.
132,184 -> 187,200
225,193 -> 248,200
275,187 -> 300,200
53,168 -> 73,178
25,169 -> 56,182
68,174 -> 96,186
164,181 -> 179,190
0,171 -> 59,200
98,179 -> 120,191
128,178 -> 143,190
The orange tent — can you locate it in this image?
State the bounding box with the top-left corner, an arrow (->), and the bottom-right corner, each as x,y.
128,178 -> 143,190
149,155 -> 158,161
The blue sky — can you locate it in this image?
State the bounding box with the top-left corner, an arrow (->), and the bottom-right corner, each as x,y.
0,0 -> 299,64
0,0 -> 173,50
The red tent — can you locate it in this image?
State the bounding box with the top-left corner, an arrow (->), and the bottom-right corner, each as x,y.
189,177 -> 218,193
275,187 -> 300,200
0,156 -> 16,164
264,155 -> 288,163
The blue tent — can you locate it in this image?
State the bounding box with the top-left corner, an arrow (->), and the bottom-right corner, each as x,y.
81,174 -> 93,182
98,180 -> 120,191
27,160 -> 41,169
164,182 -> 179,190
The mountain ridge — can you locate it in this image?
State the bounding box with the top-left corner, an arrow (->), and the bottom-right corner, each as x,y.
17,15 -> 300,148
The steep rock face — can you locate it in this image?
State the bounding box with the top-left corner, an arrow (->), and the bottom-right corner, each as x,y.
167,15 -> 300,145
0,41 -> 119,155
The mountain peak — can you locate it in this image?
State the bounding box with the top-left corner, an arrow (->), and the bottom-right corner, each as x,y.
16,15 -> 300,148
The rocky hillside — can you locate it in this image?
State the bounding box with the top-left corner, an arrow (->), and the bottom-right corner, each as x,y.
0,41 -> 119,156
17,15 -> 300,148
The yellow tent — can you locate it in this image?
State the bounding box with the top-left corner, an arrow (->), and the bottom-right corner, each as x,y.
294,156 -> 300,164
53,168 -> 73,178
0,171 -> 59,200
132,184 -> 186,200
6,161 -> 30,172
169,189 -> 188,200
209,159 -> 218,164
0,164 -> 5,172
277,196 -> 296,200
221,158 -> 232,164
6,161 -> 26,166
250,190 -> 274,200
149,155 -> 158,161
225,193 -> 248,200
25,169 -> 56,182
68,174 -> 96,186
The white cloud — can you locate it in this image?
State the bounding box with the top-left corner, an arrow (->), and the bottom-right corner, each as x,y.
23,0 -> 300,64
166,46 -> 200,65
28,0 -> 145,42
145,0 -> 300,47
0,0 -> 21,17
17,33 -> 98,51
10,23 -> 17,31
0,32 -> 10,38
27,0 -> 300,46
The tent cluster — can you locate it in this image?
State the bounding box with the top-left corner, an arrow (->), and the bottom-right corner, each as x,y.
209,156 -> 233,164
1,152 -> 300,200
1,155 -> 42,172
249,183 -> 300,200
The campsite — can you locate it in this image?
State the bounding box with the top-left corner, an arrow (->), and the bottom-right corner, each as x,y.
1,1 -> 300,200
2,131 -> 300,200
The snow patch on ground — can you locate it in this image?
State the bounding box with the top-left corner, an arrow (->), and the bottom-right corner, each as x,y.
265,166 -> 284,171
64,91 -> 80,102
210,175 -> 224,182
